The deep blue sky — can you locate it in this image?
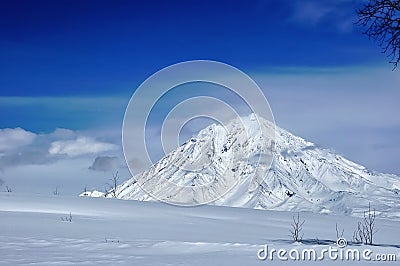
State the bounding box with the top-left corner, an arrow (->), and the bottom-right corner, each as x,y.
0,0 -> 383,97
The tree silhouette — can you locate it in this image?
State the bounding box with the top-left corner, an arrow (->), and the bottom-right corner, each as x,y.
107,171 -> 119,198
289,212 -> 305,242
357,0 -> 400,69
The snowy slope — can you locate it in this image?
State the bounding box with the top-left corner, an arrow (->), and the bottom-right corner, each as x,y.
89,115 -> 400,220
1,193 -> 399,265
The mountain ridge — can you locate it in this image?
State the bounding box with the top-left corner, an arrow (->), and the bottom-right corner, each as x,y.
83,115 -> 400,220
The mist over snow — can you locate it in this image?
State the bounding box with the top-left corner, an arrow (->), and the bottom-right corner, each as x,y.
0,127 -> 128,195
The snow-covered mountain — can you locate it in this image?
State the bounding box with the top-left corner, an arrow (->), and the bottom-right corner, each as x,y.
84,115 -> 400,219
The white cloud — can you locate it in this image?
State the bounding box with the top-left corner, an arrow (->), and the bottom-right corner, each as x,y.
50,128 -> 77,139
0,128 -> 36,152
0,127 -> 121,171
49,137 -> 118,157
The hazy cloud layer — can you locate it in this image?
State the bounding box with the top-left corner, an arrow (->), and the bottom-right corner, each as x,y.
254,67 -> 400,174
1,157 -> 130,195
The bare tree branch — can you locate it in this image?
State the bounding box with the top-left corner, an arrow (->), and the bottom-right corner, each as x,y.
336,223 -> 344,239
289,212 -> 305,242
106,171 -> 120,198
352,203 -> 377,245
357,0 -> 400,69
